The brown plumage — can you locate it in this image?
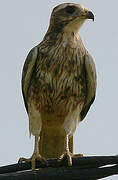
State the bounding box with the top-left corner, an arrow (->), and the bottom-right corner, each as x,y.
19,3 -> 97,170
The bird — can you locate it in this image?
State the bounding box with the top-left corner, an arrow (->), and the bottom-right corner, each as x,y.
19,3 -> 97,170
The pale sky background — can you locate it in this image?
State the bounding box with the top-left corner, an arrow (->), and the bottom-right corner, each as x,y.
0,0 -> 118,179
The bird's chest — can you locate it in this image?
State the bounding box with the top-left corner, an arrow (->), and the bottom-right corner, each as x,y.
29,47 -> 86,115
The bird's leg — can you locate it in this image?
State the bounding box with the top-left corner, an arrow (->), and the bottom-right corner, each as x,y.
58,135 -> 73,166
18,135 -> 46,170
30,135 -> 47,170
58,135 -> 83,166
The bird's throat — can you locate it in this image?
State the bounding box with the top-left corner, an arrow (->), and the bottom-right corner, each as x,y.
63,18 -> 86,34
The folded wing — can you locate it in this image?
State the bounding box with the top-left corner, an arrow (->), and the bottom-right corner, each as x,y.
80,52 -> 97,120
22,47 -> 38,113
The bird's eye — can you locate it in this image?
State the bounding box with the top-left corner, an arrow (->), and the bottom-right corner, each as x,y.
65,6 -> 76,14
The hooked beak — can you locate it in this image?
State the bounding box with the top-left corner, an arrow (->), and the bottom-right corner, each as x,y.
86,11 -> 94,21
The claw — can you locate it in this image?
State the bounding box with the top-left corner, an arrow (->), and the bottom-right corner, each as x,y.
58,152 -> 83,166
18,136 -> 48,170
18,154 -> 47,170
58,151 -> 73,166
18,157 -> 31,163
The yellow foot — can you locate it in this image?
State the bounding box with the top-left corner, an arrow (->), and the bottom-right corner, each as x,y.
58,151 -> 73,166
18,153 -> 47,170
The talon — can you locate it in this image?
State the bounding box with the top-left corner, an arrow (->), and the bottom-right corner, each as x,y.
18,154 -> 47,170
18,157 -> 31,163
58,151 -> 73,166
39,156 -> 48,165
18,136 -> 48,170
67,153 -> 72,166
31,159 -> 35,171
58,154 -> 65,161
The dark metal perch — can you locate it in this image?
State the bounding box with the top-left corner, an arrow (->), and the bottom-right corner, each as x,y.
0,155 -> 118,179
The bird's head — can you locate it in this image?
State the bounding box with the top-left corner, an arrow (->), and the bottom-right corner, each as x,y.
49,3 -> 94,33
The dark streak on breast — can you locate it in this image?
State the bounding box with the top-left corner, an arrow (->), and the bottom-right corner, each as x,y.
54,64 -> 60,76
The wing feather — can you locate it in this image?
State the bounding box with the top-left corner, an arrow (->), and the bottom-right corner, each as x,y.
80,52 -> 97,120
22,47 -> 38,113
